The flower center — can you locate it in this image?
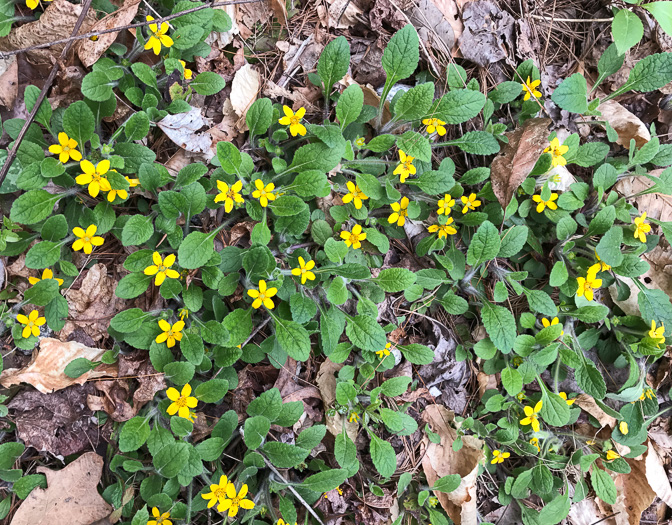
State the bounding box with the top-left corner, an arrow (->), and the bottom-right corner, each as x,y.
403,160 -> 413,170
214,487 -> 227,499
158,264 -> 166,272
226,189 -> 237,199
259,292 -> 268,301
175,395 -> 188,408
83,235 -> 91,242
63,145 -> 70,153
289,116 -> 300,126
231,496 -> 241,506
400,209 -> 408,217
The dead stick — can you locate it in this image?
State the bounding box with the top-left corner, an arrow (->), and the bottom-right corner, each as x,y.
0,0 -> 262,59
0,0 -> 94,188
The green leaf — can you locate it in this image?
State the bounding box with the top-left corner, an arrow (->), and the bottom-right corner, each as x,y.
382,24 -> 420,85
110,308 -> 152,333
488,81 -> 523,104
576,360 -> 607,399
433,89 -> 486,124
551,73 -> 588,114
301,469 -> 350,493
643,2 -> 672,38
64,357 -> 97,378
125,111 -> 150,141
288,141 -> 344,173
416,170 -> 455,195
396,131 -> 431,162
63,101 -> 95,147
243,415 -> 271,449
275,317 -> 311,361
269,195 -> 308,216
317,35 -> 350,93
180,331 -> 204,365
10,190 -> 60,225
598,43 -> 625,80
591,468 -> 617,505
467,220 -> 500,266
345,315 -> 387,352
619,52 -> 672,93
355,172 -> 383,200
194,379 -> 229,403
394,82 -> 435,122
638,288 -> 672,328
399,343 -> 434,364
431,474 -> 461,493
191,72 -> 226,95
501,367 -> 523,396
116,273 -> 152,299
122,215 -> 154,247
154,442 -> 190,478
327,276 -> 348,305
24,85 -> 52,128
296,425 -> 327,450
540,389 -> 570,426
336,84 -> 363,128
550,261 -> 569,287
444,131 -> 500,155
612,9 -> 644,55
119,416 -> 151,452
24,278 -> 59,306
370,434 -> 396,477
262,442 -> 310,468
0,442 -> 25,470
25,241 -> 61,269
481,302 -> 515,352
596,226 -> 623,267
171,24 -> 204,49
246,98 -> 273,138
81,71 -> 114,102
376,268 -> 417,292
524,289 -> 557,316
178,231 -> 215,269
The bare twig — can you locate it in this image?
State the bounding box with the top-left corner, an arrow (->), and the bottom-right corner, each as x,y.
529,14 -> 614,23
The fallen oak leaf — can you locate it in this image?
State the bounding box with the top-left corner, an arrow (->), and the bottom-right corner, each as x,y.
9,452 -> 113,525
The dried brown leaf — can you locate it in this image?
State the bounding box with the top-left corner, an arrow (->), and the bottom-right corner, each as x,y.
0,55 -> 18,108
157,107 -> 214,156
10,452 -> 113,525
610,451 -> 656,525
230,63 -> 260,121
77,0 -> 141,67
491,117 -> 551,209
0,337 -> 117,393
645,441 -> 672,508
589,99 -> 650,149
269,0 -> 287,25
573,394 -> 617,429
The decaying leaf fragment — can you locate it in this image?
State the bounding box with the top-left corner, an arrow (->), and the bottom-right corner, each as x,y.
491,117 -> 551,209
157,107 -> 213,156
0,337 -> 117,393
230,63 -> 261,121
10,452 -> 112,525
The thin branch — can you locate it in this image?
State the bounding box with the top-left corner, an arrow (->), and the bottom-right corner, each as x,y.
0,0 -> 262,59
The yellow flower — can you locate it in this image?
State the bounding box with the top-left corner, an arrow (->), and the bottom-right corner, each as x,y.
394,150 -> 416,183
340,224 -> 367,249
186,411 -> 197,423
422,117 -> 446,136
278,520 -> 298,525
72,224 -> 104,254
376,342 -> 392,359
166,383 -> 197,419
251,179 -> 276,207
218,483 -> 254,517
201,475 -> 232,509
388,197 -> 409,226
522,76 -> 542,101
576,267 -> 602,302
461,193 -> 481,214
349,411 -> 359,423
437,194 -> 455,215
605,450 -> 620,461
633,212 -> 651,243
214,180 -> 244,213
595,252 -> 611,272
148,507 -> 172,525
278,106 -> 307,137
156,319 -> 185,348
530,437 -> 540,452
16,310 -> 46,338
640,388 -> 655,401
520,400 -> 543,432
291,256 -> 316,284
619,421 -> 629,435
649,320 -> 666,347
25,0 -> 51,9
126,176 -> 140,188
586,440 -> 596,446
145,16 -> 173,55
354,137 -> 365,147
342,181 -> 369,210
76,160 -> 112,198
516,392 -> 526,402
512,356 -> 523,367
106,186 -> 128,202
48,132 -> 82,163
544,137 -> 569,167
144,252 -> 180,286
541,317 -> 563,336
28,268 -> 63,287
179,308 -> 189,321
558,392 -> 575,406
247,279 -> 278,309
428,218 -> 457,239
428,496 -> 438,507
179,59 -> 193,80
491,450 -> 510,464
532,192 -> 558,213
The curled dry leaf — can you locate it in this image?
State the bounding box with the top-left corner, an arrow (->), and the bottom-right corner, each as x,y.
573,394 -> 617,428
421,404 -> 484,525
0,0 -> 97,65
491,117 -> 551,210
0,337 -> 117,393
0,55 -> 18,108
316,358 -> 358,442
320,0 -> 364,29
77,0 -> 141,67
269,0 -> 287,25
157,107 -> 213,156
582,99 -> 650,149
645,441 -> 672,508
230,63 -> 260,121
568,498 -> 613,525
9,452 -> 113,525
408,0 -> 462,57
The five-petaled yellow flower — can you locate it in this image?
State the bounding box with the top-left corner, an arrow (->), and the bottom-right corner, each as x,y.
605,450 -> 620,461
349,411 -> 359,423
72,224 -> 104,254
649,320 -> 666,347
179,59 -> 193,80
558,392 -> 575,406
156,319 -> 184,348
520,400 -> 543,432
278,106 -> 307,137
532,192 -> 558,213
437,194 -> 455,215
76,160 -> 111,198
422,117 -> 446,136
541,316 -> 563,336
522,76 -> 542,101
342,181 -> 369,210
29,268 -> 63,287
576,266 -> 602,302
340,224 -> 367,249
218,484 -> 255,517
619,421 -> 629,435
248,279 -> 278,309
491,450 -> 510,464
640,388 -> 655,401
461,193 -> 481,214
388,197 -> 409,226
144,252 -> 180,286
544,137 -> 569,167
48,132 -> 82,163
291,256 -> 316,284
214,180 -> 244,213
428,219 -> 457,239
148,507 -> 172,525
394,150 -> 416,183
530,437 -> 540,452
166,383 -> 197,419
251,179 -> 276,207
376,342 -> 392,359
633,212 -> 651,243
201,475 -> 232,509
17,310 -> 46,338
145,15 -> 173,55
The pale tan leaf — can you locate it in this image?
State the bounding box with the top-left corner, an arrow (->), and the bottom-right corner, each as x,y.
0,338 -> 117,393
568,498 -> 615,525
573,394 -> 617,429
594,99 -> 650,149
157,107 -> 213,155
0,55 -> 18,108
645,442 -> 672,507
611,451 -> 656,525
316,359 -> 358,442
269,0 -> 287,25
491,117 -> 551,209
230,63 -> 260,119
